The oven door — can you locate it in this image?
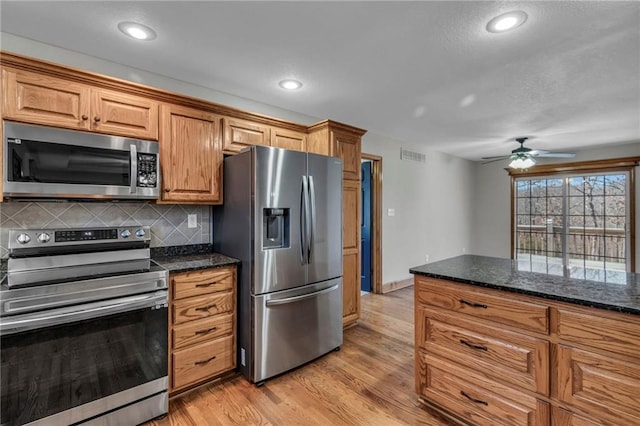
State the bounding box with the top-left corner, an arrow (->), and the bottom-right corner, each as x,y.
0,291 -> 168,425
3,122 -> 159,199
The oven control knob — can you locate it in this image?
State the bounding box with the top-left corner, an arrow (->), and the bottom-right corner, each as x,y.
135,228 -> 146,238
16,233 -> 31,244
37,233 -> 51,243
121,229 -> 131,239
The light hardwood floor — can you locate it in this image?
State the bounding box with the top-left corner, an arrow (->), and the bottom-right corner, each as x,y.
148,286 -> 453,425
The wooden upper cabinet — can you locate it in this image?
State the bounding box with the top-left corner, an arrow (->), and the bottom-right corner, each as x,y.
223,117 -> 270,154
3,67 -> 159,140
307,120 -> 366,180
159,104 -> 222,204
332,129 -> 361,181
90,89 -> 158,140
3,67 -> 91,130
271,127 -> 307,152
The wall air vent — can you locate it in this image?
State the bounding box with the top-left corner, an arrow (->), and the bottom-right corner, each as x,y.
400,148 -> 426,163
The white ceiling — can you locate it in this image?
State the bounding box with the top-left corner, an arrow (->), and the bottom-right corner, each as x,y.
1,1 -> 639,161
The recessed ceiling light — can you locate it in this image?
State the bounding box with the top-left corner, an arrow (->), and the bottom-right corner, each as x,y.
278,79 -> 303,90
118,21 -> 157,41
486,11 -> 528,33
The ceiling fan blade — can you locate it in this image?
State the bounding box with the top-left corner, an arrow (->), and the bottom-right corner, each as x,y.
480,155 -> 511,160
527,150 -> 549,156
535,153 -> 576,158
481,157 -> 510,165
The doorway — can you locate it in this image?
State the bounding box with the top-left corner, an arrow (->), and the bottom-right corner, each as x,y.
360,153 -> 382,294
361,161 -> 372,293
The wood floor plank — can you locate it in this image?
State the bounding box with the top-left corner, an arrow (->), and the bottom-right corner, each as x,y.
147,286 -> 453,425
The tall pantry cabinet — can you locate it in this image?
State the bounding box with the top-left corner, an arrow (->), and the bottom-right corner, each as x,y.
308,120 -> 367,327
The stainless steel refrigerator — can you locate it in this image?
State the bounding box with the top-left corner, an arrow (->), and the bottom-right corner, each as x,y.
214,145 -> 343,384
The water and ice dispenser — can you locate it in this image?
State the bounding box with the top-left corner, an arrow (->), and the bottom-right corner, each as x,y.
263,208 -> 289,249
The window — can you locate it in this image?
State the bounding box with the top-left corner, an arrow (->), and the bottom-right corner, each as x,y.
510,158 -> 638,277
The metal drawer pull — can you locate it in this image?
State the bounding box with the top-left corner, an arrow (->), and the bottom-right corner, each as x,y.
195,327 -> 218,335
460,299 -> 488,309
460,339 -> 488,351
195,355 -> 217,366
195,303 -> 217,311
195,282 -> 217,288
461,391 -> 488,406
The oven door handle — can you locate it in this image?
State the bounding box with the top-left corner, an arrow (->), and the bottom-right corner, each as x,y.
0,291 -> 167,335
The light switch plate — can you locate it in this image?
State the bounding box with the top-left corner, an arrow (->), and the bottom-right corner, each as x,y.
187,214 -> 197,228
387,208 -> 395,217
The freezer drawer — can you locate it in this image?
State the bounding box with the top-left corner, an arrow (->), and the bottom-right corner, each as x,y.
251,278 -> 343,383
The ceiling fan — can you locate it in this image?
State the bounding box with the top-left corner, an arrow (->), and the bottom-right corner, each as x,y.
481,137 -> 576,169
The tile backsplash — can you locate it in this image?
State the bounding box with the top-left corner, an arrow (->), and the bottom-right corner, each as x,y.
0,201 -> 211,258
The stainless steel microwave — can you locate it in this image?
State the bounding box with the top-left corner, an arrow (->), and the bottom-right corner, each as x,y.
3,122 -> 160,200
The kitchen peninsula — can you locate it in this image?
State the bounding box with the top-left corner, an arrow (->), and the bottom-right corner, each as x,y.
410,255 -> 640,425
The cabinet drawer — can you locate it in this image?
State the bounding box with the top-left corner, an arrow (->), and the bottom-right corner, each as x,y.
553,407 -> 605,426
172,268 -> 235,300
557,345 -> 640,424
172,313 -> 234,350
418,354 -> 548,426
172,335 -> 234,390
416,277 -> 549,334
417,306 -> 549,395
557,308 -> 640,359
173,291 -> 234,324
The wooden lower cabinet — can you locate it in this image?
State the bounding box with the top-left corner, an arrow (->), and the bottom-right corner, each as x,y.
557,345 -> 640,425
418,354 -> 549,426
414,275 -> 640,426
169,266 -> 236,394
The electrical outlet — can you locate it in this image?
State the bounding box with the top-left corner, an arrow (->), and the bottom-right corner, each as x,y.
425,254 -> 430,263
387,208 -> 395,217
187,214 -> 197,228
462,247 -> 466,254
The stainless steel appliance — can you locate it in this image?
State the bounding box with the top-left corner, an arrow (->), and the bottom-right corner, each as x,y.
0,226 -> 168,425
3,122 -> 160,200
214,146 -> 343,384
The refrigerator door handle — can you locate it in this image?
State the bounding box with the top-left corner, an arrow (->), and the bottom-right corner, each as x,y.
265,284 -> 339,306
300,176 -> 308,264
308,175 -> 316,263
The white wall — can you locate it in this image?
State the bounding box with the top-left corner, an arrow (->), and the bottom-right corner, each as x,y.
363,134 -> 475,284
0,32 -> 317,125
471,142 -> 640,267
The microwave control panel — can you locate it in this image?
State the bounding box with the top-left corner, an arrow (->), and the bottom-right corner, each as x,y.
137,153 -> 158,188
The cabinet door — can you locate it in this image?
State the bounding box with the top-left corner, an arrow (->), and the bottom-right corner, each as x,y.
332,130 -> 361,180
2,67 -> 90,130
91,89 -> 158,140
557,345 -> 640,424
271,127 -> 307,152
160,104 -> 222,204
342,180 -> 361,326
222,117 -> 270,154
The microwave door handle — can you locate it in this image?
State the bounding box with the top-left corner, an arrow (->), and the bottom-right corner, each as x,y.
130,144 -> 138,194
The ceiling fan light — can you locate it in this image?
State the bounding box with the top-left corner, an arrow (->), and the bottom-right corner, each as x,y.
509,155 -> 536,169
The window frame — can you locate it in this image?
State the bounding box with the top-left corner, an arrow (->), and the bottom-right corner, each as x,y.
509,156 -> 639,272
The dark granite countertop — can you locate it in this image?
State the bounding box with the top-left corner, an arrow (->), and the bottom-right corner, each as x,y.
151,244 -> 240,274
410,255 -> 640,315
